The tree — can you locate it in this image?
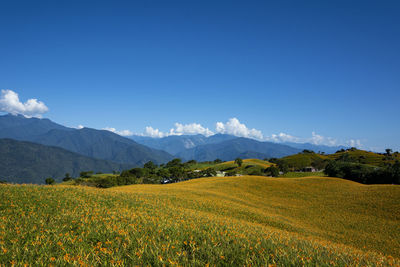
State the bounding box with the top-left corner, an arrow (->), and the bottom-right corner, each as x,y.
203,168 -> 217,177
45,177 -> 55,185
80,171 -> 93,178
277,162 -> 289,174
213,159 -> 222,164
144,161 -> 157,171
166,158 -> 182,168
265,166 -> 279,177
168,166 -> 185,181
311,158 -> 327,171
338,153 -> 351,162
157,168 -> 170,179
235,158 -> 243,167
62,173 -> 72,182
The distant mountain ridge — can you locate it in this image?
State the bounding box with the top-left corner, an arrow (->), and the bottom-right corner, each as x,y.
281,142 -> 348,154
0,114 -> 173,165
176,137 -> 302,161
31,127 -> 173,165
132,133 -> 347,161
0,113 -> 349,182
0,139 -> 131,184
0,114 -> 71,139
131,134 -> 236,155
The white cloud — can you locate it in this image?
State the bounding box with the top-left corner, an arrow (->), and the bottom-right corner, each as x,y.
170,123 -> 214,137
141,122 -> 214,138
103,127 -> 133,137
215,118 -> 263,140
0,89 -> 48,117
143,126 -> 167,138
268,132 -> 302,143
265,131 -> 365,148
139,117 -> 363,149
141,118 -> 262,140
310,131 -> 337,146
266,131 -> 338,146
347,139 -> 362,148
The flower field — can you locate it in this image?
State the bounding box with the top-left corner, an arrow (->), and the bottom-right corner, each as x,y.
0,176 -> 399,266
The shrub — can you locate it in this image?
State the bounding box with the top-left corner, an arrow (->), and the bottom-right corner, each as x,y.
45,178 -> 55,185
226,170 -> 237,176
80,171 -> 93,178
324,161 -> 399,184
265,166 -> 279,177
235,158 -> 243,167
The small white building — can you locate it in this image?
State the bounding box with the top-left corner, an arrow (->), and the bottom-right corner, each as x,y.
215,171 -> 226,177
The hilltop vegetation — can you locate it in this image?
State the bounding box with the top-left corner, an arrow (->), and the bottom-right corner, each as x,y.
0,177 -> 399,265
270,148 -> 400,184
68,158 -> 277,188
273,147 -> 400,170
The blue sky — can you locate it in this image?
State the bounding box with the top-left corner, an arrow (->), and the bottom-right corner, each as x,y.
0,0 -> 399,151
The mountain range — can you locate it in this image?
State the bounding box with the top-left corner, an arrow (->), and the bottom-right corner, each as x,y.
0,113 -> 347,183
0,138 -> 130,184
131,134 -> 345,161
0,114 -> 173,165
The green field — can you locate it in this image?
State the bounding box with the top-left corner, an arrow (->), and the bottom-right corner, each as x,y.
1,176 -> 399,266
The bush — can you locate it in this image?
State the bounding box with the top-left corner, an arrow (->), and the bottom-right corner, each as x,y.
62,173 -> 73,182
45,178 -> 55,185
265,166 -> 279,177
226,170 -> 237,176
235,158 -> 243,167
324,160 -> 399,184
80,171 -> 93,178
166,158 -> 182,168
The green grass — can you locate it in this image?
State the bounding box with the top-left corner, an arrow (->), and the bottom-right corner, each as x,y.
0,176 -> 399,266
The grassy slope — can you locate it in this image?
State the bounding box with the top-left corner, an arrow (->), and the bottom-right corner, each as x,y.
279,171 -> 326,178
191,159 -> 273,174
0,176 -> 399,266
280,153 -> 327,168
280,149 -> 400,169
327,150 -> 398,165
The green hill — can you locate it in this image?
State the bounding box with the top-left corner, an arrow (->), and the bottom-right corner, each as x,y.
327,148 -> 398,165
276,148 -> 399,171
0,176 -> 399,265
